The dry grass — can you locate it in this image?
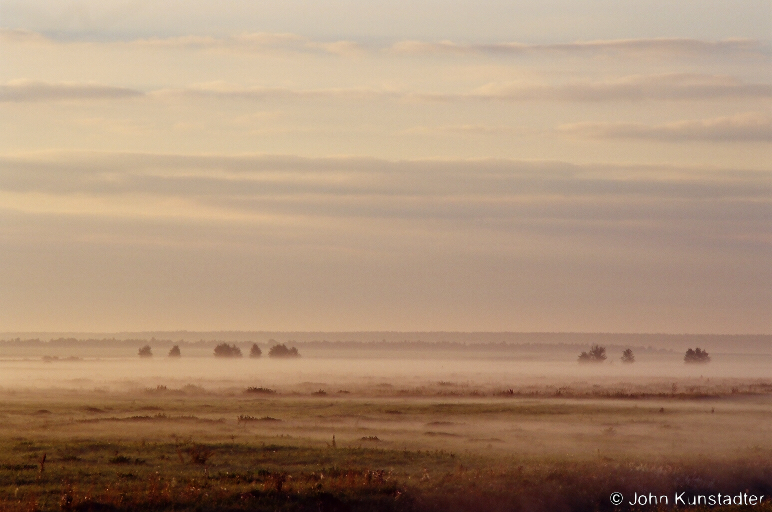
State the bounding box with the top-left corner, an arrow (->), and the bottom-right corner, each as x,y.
0,440 -> 770,511
0,375 -> 769,511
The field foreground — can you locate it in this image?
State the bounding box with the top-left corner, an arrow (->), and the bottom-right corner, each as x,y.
0,373 -> 770,512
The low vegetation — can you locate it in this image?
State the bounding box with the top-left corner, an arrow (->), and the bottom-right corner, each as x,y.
0,380 -> 769,511
245,387 -> 276,394
237,415 -> 281,423
0,437 -> 769,511
1,336 -> 770,511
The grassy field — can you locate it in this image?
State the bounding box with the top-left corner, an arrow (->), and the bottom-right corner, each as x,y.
0,378 -> 770,511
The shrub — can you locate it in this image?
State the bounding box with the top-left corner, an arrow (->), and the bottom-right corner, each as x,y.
268,343 -> 300,358
238,415 -> 280,423
138,345 -> 152,358
213,343 -> 242,358
621,348 -> 635,363
186,444 -> 212,465
168,345 -> 181,357
578,344 -> 606,363
249,343 -> 262,358
245,387 -> 276,394
684,347 -> 711,363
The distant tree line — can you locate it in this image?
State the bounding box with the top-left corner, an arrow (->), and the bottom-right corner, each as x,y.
2,336 -> 727,362
137,342 -> 300,358
577,346 -> 710,365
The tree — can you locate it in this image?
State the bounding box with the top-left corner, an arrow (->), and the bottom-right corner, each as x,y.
138,345 -> 152,358
684,347 -> 710,364
213,343 -> 242,358
249,343 -> 262,358
621,348 -> 635,363
578,344 -> 606,363
168,345 -> 181,357
268,343 -> 300,358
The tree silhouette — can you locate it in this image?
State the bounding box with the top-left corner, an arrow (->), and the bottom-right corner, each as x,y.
214,343 -> 243,358
268,343 -> 300,358
621,348 -> 635,363
138,345 -> 152,358
578,344 -> 606,363
168,345 -> 181,357
684,347 -> 710,364
249,343 -> 262,358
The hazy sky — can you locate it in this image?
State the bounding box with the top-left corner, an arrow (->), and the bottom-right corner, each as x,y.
1,1 -> 770,333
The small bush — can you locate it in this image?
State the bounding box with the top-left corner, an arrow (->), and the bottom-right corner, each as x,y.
181,384 -> 205,394
168,345 -> 181,357
238,415 -> 280,422
684,347 -> 711,363
138,345 -> 152,358
213,343 -> 242,358
245,387 -> 276,394
621,348 -> 635,363
268,343 -> 300,358
578,344 -> 606,363
173,444 -> 214,465
249,343 -> 262,358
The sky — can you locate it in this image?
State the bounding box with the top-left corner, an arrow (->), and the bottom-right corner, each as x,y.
0,0 -> 770,333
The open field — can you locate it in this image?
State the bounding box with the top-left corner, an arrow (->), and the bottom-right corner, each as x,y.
0,351 -> 770,511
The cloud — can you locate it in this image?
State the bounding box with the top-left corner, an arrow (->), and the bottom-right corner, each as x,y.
558,112 -> 772,142
108,32 -> 364,56
1,152 -> 768,333
1,29 -> 365,57
0,28 -> 49,44
0,80 -> 143,102
401,124 -> 519,135
428,74 -> 772,102
4,74 -> 767,105
149,82 -> 399,101
148,73 -> 770,104
304,40 -> 365,57
3,29 -> 764,60
0,152 -> 768,217
390,38 -> 769,57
